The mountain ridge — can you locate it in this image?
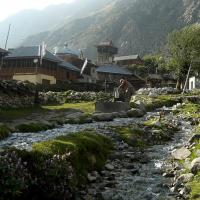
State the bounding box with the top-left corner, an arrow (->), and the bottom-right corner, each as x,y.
1,0 -> 200,60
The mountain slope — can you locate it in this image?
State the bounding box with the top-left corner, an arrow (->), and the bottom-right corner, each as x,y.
18,0 -> 200,59
0,0 -> 113,48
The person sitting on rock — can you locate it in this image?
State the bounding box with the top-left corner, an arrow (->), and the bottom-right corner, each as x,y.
118,77 -> 135,102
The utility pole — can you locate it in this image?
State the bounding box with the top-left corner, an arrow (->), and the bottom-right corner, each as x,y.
5,24 -> 11,50
1,24 -> 11,69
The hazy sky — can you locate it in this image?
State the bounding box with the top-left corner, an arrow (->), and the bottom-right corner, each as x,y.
0,0 -> 75,22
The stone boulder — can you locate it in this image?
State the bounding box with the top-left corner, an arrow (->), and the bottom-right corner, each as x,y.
95,102 -> 130,113
176,173 -> 194,184
133,100 -> 146,113
191,157 -> 200,174
127,108 -> 145,118
105,163 -> 114,171
92,113 -> 114,122
136,87 -> 179,95
171,147 -> 191,160
189,134 -> 200,144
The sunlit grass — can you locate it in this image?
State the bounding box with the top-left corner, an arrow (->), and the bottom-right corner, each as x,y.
174,103 -> 200,118
0,106 -> 46,121
0,102 -> 95,121
42,102 -> 95,113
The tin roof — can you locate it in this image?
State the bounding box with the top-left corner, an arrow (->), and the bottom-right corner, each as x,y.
6,45 -> 61,62
59,61 -> 80,72
55,46 -> 80,57
114,55 -> 140,62
0,48 -> 8,54
96,64 -> 133,75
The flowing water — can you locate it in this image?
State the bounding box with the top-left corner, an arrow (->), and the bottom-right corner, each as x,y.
0,111 -> 193,200
98,114 -> 192,200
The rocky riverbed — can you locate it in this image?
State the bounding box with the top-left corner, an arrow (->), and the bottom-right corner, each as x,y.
78,111 -> 193,200
0,106 -> 195,200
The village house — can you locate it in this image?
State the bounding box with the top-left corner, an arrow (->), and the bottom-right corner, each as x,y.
55,44 -> 97,83
96,40 -> 118,64
146,74 -> 176,88
0,45 -> 80,85
95,40 -> 145,89
114,55 -> 144,66
189,76 -> 200,90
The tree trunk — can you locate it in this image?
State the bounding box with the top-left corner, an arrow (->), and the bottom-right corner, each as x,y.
176,79 -> 181,90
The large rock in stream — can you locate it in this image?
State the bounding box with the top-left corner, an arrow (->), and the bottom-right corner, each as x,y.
127,108 -> 145,118
95,102 -> 130,113
171,147 -> 191,160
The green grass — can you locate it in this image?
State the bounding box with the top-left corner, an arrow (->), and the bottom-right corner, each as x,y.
174,103 -> 200,119
0,102 -> 95,123
187,174 -> 200,200
143,118 -> 159,126
0,106 -> 46,121
181,127 -> 200,199
33,130 -> 113,183
112,126 -> 146,148
0,124 -> 11,140
15,123 -> 53,133
43,102 -> 95,114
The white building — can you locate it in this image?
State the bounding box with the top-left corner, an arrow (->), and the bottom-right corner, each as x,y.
189,76 -> 200,90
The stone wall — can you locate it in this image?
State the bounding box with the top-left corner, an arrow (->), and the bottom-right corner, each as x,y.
0,80 -> 36,108
39,90 -> 113,105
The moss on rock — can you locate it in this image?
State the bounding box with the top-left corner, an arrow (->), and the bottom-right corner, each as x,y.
33,130 -> 113,183
112,126 -> 146,148
0,130 -> 113,199
113,120 -> 178,148
0,124 -> 11,140
15,122 -> 53,133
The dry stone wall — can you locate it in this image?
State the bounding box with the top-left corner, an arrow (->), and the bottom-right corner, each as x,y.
0,80 -> 36,108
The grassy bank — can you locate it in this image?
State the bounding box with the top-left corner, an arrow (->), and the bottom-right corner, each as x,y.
130,94 -> 179,111
0,106 -> 45,121
0,130 -> 113,199
111,119 -> 178,148
0,102 -> 95,122
43,102 -> 95,114
187,136 -> 200,199
173,103 -> 200,199
0,102 -> 95,140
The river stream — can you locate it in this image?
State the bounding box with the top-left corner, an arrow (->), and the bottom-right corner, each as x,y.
0,110 -> 193,200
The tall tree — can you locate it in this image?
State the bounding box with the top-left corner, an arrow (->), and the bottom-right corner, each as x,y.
167,24 -> 200,89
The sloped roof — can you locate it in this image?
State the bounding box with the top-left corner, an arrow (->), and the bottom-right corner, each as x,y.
99,41 -> 113,46
6,45 -> 61,62
55,46 -> 80,57
114,55 -> 140,62
0,48 -> 8,54
96,64 -> 133,75
59,61 -> 80,72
